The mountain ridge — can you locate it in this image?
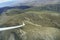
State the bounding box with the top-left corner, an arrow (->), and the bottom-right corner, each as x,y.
0,6 -> 31,14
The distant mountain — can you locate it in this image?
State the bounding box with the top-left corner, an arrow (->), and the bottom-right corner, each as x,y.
0,6 -> 31,14
28,4 -> 60,12
38,4 -> 60,12
24,0 -> 60,6
0,0 -> 60,14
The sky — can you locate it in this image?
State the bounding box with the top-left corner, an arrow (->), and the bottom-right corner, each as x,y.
0,0 -> 14,7
0,0 -> 29,3
0,0 -> 60,7
0,0 -> 14,3
0,0 -> 29,7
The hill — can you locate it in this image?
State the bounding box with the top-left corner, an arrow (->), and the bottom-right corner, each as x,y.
2,10 -> 60,28
0,7 -> 60,40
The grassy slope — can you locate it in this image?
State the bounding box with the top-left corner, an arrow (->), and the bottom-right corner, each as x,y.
1,8 -> 60,40
2,10 -> 60,28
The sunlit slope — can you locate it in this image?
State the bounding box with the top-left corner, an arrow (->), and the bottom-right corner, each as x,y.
0,8 -> 60,40
2,10 -> 60,28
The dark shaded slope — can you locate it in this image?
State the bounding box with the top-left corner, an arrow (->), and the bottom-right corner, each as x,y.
0,6 -> 31,14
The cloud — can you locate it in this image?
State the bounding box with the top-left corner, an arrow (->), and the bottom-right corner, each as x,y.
0,0 -> 29,7
13,0 -> 29,3
0,0 -> 14,3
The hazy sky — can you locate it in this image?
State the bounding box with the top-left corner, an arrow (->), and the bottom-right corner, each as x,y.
0,0 -> 14,3
0,0 -> 29,7
0,0 -> 59,7
0,0 -> 28,3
